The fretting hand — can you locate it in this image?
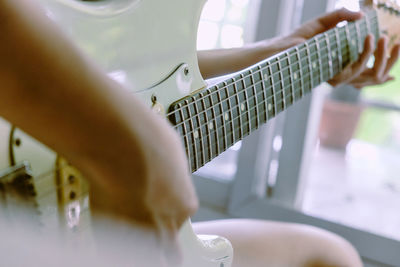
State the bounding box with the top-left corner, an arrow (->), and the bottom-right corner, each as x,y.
199,8 -> 400,90
285,8 -> 400,89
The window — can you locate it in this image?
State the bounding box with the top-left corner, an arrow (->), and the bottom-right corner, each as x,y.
195,0 -> 256,181
302,0 -> 400,241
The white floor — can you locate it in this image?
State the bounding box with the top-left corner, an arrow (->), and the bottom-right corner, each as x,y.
303,139 -> 400,242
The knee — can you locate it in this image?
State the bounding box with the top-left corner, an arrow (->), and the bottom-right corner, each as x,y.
298,225 -> 363,267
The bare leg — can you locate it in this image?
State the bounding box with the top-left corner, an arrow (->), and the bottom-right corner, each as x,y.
193,219 -> 362,267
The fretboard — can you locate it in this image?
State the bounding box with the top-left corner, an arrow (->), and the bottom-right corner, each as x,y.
169,9 -> 379,172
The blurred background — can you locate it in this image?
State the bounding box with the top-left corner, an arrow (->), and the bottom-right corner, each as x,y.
193,1 -> 400,266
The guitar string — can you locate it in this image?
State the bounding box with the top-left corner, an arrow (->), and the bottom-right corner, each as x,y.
164,14 -> 377,118
171,49 -> 352,130
178,15 -> 376,150
166,23 -> 374,122
169,14 -> 377,130
182,73 -> 331,168
166,16 -> 375,120
176,64 -> 334,137
165,30 -> 353,118
177,18 -> 373,168
179,68 -> 331,140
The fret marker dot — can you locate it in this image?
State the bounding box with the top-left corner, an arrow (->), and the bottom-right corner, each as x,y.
268,103 -> 272,111
351,39 -> 356,46
264,74 -> 269,80
194,130 -> 199,139
332,51 -> 336,58
209,122 -> 214,130
225,113 -> 229,121
294,73 -> 298,80
312,62 -> 317,68
241,103 -> 245,111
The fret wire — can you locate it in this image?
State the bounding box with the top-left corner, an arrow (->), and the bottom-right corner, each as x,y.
355,19 -> 362,53
324,32 -> 334,79
286,51 -> 295,104
179,66 -> 334,139
305,41 -> 314,90
172,50 -> 352,129
366,12 -> 371,35
330,31 -> 341,73
189,98 -> 200,171
315,37 -> 323,84
258,64 -> 268,123
350,23 -> 358,54
345,24 -> 355,62
250,69 -> 260,129
182,101 -> 194,171
181,100 -> 196,172
334,27 -> 343,72
201,91 -> 213,162
209,88 -> 220,157
241,73 -> 252,134
216,84 -> 227,151
267,62 -> 277,117
177,103 -> 191,169
194,94 -> 206,166
233,77 -> 244,139
166,19 -> 378,119
277,57 -> 286,110
225,81 -> 235,145
295,46 -> 304,98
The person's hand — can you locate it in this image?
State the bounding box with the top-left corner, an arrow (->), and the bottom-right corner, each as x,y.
329,35 -> 400,88
284,8 -> 400,89
200,8 -> 400,87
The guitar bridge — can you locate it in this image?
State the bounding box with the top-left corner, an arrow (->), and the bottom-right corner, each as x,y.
0,162 -> 40,224
0,162 -> 37,202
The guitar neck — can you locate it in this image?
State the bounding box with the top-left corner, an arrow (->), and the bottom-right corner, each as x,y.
169,9 -> 379,172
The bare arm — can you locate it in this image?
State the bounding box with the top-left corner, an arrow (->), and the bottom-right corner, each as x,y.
198,37 -> 300,79
0,0 -> 197,240
198,9 -> 400,88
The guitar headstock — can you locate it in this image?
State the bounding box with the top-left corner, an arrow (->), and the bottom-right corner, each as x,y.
365,0 -> 400,51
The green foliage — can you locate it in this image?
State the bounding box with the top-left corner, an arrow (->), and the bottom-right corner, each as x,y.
354,62 -> 400,145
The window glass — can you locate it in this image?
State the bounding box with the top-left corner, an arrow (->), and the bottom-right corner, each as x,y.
197,0 -> 249,50
302,0 -> 400,241
195,0 -> 251,180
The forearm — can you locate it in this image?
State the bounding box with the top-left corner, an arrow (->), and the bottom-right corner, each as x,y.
198,37 -> 301,79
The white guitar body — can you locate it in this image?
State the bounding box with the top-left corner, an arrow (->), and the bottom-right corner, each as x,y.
0,0 -> 233,266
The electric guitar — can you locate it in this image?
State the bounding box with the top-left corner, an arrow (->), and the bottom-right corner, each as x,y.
1,0 -> 400,266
